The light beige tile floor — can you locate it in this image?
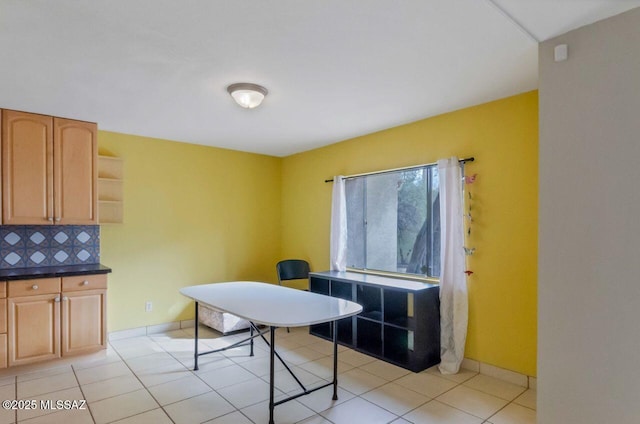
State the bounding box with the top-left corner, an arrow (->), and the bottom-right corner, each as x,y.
0,326 -> 536,423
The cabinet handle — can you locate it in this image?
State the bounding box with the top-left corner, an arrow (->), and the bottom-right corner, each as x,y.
54,217 -> 61,222
63,296 -> 68,301
32,285 -> 39,290
54,297 -> 60,303
47,217 -> 54,222
82,280 -> 89,286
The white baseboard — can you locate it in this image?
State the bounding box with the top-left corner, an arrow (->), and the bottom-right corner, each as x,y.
108,319 -> 196,341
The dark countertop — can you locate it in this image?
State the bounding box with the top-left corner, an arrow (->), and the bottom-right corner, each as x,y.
0,264 -> 112,281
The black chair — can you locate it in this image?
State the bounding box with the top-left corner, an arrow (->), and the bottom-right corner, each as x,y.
276,259 -> 310,289
276,259 -> 311,332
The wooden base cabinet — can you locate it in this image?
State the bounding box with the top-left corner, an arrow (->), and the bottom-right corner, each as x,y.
8,293 -> 61,367
3,274 -> 107,368
0,335 -> 6,369
0,282 -> 6,369
62,288 -> 107,356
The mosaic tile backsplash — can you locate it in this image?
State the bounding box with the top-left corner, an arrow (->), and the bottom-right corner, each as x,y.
0,225 -> 100,269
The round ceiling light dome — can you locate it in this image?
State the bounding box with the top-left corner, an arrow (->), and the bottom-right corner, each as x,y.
227,83 -> 268,109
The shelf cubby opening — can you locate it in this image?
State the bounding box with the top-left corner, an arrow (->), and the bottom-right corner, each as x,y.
357,318 -> 382,356
336,317 -> 353,345
384,289 -> 411,328
310,322 -> 331,339
357,285 -> 382,321
310,277 -> 329,295
97,155 -> 123,179
331,281 -> 353,301
384,325 -> 412,364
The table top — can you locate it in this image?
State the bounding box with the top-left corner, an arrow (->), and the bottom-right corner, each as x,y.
180,282 -> 363,327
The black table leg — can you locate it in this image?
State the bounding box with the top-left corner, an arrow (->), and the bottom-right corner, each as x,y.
332,320 -> 338,400
194,301 -> 199,371
269,326 -> 275,424
250,324 -> 254,357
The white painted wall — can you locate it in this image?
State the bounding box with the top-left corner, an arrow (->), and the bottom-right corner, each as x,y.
538,7 -> 640,424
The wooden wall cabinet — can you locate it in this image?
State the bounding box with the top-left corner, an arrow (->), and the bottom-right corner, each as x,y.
1,109 -> 98,225
4,274 -> 107,367
54,118 -> 99,225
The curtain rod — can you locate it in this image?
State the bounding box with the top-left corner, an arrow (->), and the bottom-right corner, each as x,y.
324,157 -> 474,183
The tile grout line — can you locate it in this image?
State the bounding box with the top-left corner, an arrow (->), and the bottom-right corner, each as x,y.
128,351 -> 512,424
156,326 -> 283,422
422,382 -> 530,423
355,370 -> 453,423
105,341 -> 176,424
70,363 -> 96,424
437,383 -> 519,422
380,368 -> 534,423
484,401 -> 512,423
185,327 -> 306,410
14,376 -> 17,424
205,327 -> 361,420
360,369 -> 483,423
117,332 -> 239,412
133,329 -> 294,421
156,330 -> 250,414
159,328 -> 271,411
14,366 -> 79,423
9,329 -> 535,424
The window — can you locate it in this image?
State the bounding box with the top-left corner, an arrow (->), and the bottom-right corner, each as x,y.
345,165 -> 440,279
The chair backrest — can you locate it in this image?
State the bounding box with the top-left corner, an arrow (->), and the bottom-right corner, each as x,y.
276,259 -> 310,283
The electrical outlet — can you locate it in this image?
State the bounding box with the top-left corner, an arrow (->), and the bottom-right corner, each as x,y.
145,301 -> 152,312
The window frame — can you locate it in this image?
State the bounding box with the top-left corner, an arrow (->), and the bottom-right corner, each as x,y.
344,163 -> 441,283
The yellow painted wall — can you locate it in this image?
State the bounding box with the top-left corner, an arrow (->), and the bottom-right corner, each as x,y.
281,91 -> 538,376
98,131 -> 281,332
98,90 -> 537,375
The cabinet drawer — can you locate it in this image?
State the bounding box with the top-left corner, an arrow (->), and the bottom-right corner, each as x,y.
62,274 -> 107,292
0,282 -> 5,299
8,278 -> 61,297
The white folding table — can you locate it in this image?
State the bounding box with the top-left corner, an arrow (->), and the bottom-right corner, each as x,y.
180,281 -> 362,424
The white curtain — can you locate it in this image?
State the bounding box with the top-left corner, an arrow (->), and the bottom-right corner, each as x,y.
330,176 -> 347,271
438,157 -> 468,374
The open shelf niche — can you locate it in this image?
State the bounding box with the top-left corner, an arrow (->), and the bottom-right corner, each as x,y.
98,155 -> 123,224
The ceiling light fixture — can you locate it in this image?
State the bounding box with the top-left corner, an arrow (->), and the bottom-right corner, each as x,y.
227,83 -> 268,109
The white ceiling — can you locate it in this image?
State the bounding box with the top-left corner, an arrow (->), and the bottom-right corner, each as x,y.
1,1 -> 638,157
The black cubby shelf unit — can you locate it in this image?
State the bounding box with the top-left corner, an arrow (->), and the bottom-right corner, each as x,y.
309,271 -> 441,373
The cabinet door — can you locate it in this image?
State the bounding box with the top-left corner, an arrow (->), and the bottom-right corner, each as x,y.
54,118 -> 98,224
0,334 -> 6,369
61,289 -> 106,356
1,110 -> 54,225
0,298 -> 6,369
0,299 -> 6,334
7,294 -> 60,367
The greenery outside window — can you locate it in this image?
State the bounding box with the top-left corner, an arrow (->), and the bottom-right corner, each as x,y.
345,164 -> 440,280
